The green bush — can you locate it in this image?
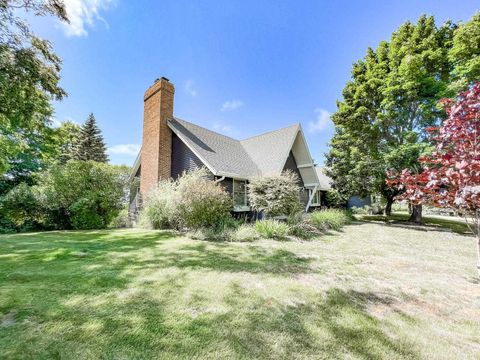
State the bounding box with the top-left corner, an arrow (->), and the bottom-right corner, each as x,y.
69,198 -> 105,230
0,183 -> 44,231
255,219 -> 289,239
0,161 -> 129,231
310,209 -> 351,231
140,168 -> 233,232
325,189 -> 348,208
109,208 -> 131,228
248,171 -> 301,217
287,211 -> 321,239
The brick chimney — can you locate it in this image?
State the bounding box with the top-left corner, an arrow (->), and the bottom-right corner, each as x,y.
140,77 -> 175,195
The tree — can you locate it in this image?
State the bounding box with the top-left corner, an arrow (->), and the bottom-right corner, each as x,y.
327,15 -> 456,220
53,121 -> 81,164
388,84 -> 480,277
74,114 -> 109,163
448,13 -> 480,93
0,0 -> 68,175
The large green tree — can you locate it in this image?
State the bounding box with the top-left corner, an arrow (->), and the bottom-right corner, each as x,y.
74,114 -> 109,163
448,13 -> 480,92
0,0 -> 68,188
327,15 -> 457,219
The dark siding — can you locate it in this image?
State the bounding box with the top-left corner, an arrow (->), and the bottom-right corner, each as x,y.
283,151 -> 308,206
171,133 -> 213,179
218,177 -> 233,194
283,151 -> 304,187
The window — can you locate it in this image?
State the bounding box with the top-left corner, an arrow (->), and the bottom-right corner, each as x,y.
233,179 -> 247,207
310,189 -> 321,205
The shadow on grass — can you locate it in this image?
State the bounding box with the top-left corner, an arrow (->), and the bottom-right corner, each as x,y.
360,214 -> 472,235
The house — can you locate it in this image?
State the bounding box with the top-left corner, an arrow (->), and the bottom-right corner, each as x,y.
129,77 -> 326,215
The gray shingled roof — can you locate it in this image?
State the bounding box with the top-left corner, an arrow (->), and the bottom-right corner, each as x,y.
315,166 -> 333,190
168,117 -> 300,179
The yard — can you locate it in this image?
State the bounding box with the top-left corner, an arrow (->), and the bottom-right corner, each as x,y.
0,223 -> 479,359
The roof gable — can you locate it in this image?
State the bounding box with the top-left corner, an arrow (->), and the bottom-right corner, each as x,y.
167,118 -> 319,184
240,124 -> 299,176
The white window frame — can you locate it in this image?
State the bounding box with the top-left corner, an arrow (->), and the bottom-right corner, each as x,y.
233,179 -> 249,211
310,189 -> 321,206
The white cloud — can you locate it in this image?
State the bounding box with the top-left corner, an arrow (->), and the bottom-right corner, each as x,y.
185,80 -> 197,96
212,121 -> 233,135
221,100 -> 244,112
60,0 -> 114,37
108,144 -> 140,156
308,108 -> 331,134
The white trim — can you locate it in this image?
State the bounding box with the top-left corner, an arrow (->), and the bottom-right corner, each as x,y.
278,124 -> 301,175
297,125 -> 321,185
306,184 -> 318,212
128,149 -> 142,182
297,163 -> 314,169
304,183 -> 320,187
168,121 -> 218,175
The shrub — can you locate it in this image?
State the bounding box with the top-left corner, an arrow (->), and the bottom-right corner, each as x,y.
255,219 -> 289,239
109,208 -> 130,228
248,171 -> 301,217
230,224 -> 259,242
287,211 -> 321,239
310,209 -> 351,231
142,180 -> 178,229
69,198 -> 105,230
0,182 -> 43,230
175,169 -> 232,231
140,168 -> 233,232
0,161 -> 129,231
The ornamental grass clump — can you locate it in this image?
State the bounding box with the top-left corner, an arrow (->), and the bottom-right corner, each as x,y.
254,219 -> 289,239
310,209 -> 351,231
140,168 -> 233,233
287,211 -> 322,239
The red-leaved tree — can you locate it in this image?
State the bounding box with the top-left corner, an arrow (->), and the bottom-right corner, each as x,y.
388,83 -> 480,277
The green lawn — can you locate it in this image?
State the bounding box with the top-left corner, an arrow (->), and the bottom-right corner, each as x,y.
0,225 -> 479,359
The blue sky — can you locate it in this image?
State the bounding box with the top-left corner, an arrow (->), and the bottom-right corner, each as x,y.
29,0 -> 479,166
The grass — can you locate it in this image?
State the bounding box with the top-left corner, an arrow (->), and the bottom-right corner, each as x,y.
0,225 -> 479,359
360,212 -> 473,235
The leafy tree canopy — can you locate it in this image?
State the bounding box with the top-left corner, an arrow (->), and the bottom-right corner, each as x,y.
326,14 -> 479,214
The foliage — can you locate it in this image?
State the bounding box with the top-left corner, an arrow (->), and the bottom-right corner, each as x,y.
230,224 -> 259,242
448,13 -> 480,92
325,189 -> 348,208
0,182 -> 43,230
0,0 -> 68,175
286,211 -> 321,239
175,169 -> 232,231
52,121 -> 81,164
388,84 -> 479,226
387,84 -> 480,275
326,15 -> 464,216
73,113 -> 109,163
310,209 -> 351,231
140,168 -> 233,232
108,208 -> 131,228
254,219 -> 289,239
142,179 -> 178,229
0,161 -> 129,230
248,171 -> 301,217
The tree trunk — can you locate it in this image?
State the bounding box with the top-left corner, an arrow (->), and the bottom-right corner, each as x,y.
409,204 -> 423,224
385,197 -> 394,216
